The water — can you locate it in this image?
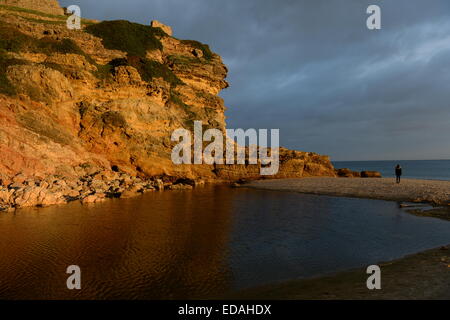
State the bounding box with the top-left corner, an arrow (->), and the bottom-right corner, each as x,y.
333,160 -> 450,181
1,186 -> 450,299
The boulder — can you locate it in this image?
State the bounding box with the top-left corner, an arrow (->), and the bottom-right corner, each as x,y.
169,184 -> 193,190
12,173 -> 28,185
0,188 -> 14,205
0,174 -> 11,187
361,171 -> 382,178
155,179 -> 165,191
82,193 -> 105,204
120,190 -> 140,199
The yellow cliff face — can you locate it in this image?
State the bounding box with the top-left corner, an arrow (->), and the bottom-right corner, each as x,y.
0,3 -> 336,190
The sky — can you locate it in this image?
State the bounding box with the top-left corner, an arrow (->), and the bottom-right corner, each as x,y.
60,0 -> 450,161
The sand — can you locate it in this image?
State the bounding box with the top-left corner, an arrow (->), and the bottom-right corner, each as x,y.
245,178 -> 450,205
227,245 -> 450,300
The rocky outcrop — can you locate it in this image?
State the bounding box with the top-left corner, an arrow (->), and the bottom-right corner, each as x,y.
0,4 -> 336,210
336,168 -> 361,178
361,171 -> 382,178
151,20 -> 173,36
336,168 -> 382,178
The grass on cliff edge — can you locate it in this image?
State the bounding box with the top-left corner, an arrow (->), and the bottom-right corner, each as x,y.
0,21 -> 92,58
0,4 -> 66,20
85,20 -> 165,56
85,20 -> 186,85
86,20 -> 215,60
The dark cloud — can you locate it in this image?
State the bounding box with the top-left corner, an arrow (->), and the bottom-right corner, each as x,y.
60,0 -> 450,160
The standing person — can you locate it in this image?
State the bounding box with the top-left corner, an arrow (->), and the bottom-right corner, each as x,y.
395,164 -> 402,183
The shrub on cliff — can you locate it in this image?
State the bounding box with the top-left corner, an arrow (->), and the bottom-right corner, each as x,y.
0,51 -> 19,95
85,20 -> 165,56
0,21 -> 94,73
180,40 -> 214,61
0,22 -> 87,56
110,56 -> 183,86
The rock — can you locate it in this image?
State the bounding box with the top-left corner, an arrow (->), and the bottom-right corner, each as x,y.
120,190 -> 140,199
90,179 -> 108,191
155,179 -> 165,191
38,190 -> 66,206
150,20 -> 173,36
12,183 -> 67,207
128,184 -> 144,193
12,174 -> 28,185
82,195 -> 97,204
0,173 -> 11,187
66,189 -> 81,198
7,64 -> 74,103
114,66 -> 142,86
175,178 -> 195,186
14,186 -> 40,207
193,48 -> 203,58
8,182 -> 24,190
82,193 -> 105,204
169,184 -> 193,190
336,168 -> 360,178
0,188 -> 14,205
142,186 -> 156,193
361,171 -> 382,178
194,180 -> 205,187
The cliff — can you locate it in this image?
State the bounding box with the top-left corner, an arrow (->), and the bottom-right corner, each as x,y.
0,0 -> 63,15
0,2 -> 335,210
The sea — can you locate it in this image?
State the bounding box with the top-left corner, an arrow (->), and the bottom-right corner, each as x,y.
333,160 -> 450,181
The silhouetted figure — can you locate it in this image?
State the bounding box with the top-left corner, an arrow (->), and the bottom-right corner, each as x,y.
395,164 -> 402,183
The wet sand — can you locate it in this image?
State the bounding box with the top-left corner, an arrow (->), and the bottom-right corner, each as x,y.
245,178 -> 450,205
229,245 -> 450,300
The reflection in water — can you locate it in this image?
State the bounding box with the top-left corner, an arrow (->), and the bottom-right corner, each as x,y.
1,186 -> 450,299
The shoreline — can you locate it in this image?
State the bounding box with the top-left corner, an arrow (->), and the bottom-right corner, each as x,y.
0,168 -> 220,212
244,177 -> 450,206
227,244 -> 450,300
243,177 -> 450,221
